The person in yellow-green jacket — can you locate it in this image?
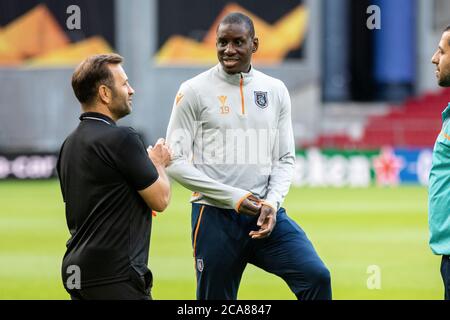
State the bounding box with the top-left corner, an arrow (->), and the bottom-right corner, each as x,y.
430,25 -> 450,300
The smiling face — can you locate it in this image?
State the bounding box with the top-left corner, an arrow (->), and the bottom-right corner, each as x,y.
216,22 -> 258,74
431,30 -> 450,87
107,64 -> 135,120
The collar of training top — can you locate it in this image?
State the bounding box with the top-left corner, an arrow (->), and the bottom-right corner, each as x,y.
216,63 -> 254,86
442,103 -> 450,122
79,112 -> 116,126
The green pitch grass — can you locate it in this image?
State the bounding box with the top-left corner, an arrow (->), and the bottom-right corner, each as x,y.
0,180 -> 443,300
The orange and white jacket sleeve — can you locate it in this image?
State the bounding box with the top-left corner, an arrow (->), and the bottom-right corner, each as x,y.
263,82 -> 296,211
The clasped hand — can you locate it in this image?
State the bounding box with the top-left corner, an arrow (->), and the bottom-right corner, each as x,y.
238,195 -> 277,240
147,138 -> 172,167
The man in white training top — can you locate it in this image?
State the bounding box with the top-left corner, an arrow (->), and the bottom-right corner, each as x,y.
166,12 -> 331,300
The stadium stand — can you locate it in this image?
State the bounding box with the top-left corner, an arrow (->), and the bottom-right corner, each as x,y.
309,88 -> 450,149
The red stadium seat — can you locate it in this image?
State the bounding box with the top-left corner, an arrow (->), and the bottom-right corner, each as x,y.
306,88 -> 448,149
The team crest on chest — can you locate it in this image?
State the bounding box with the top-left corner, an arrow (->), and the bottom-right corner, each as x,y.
254,91 -> 268,109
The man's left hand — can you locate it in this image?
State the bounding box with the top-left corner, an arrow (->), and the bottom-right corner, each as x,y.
249,204 -> 277,240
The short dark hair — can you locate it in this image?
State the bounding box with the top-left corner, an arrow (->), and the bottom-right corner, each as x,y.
218,12 -> 255,38
71,53 -> 123,105
444,25 -> 450,46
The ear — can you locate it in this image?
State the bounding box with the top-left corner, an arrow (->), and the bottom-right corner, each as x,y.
252,37 -> 259,54
98,85 -> 111,104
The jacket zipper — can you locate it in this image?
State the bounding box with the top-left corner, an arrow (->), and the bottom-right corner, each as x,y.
239,74 -> 245,115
